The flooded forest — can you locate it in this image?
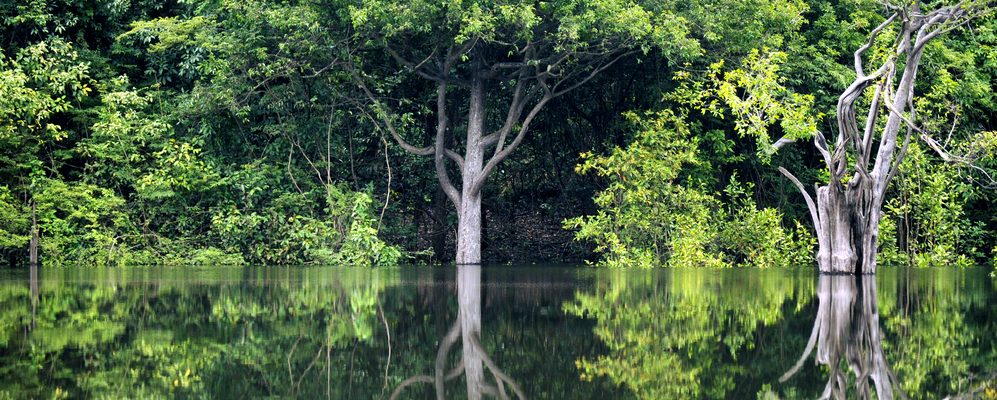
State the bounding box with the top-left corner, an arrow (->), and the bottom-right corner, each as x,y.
0,0 -> 995,398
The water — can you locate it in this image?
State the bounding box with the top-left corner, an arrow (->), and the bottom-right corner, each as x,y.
0,265 -> 993,399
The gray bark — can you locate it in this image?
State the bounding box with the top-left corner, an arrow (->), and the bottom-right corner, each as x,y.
777,3 -> 987,273
29,201 -> 38,266
456,76 -> 487,265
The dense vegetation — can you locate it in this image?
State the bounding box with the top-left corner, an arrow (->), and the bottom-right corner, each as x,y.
0,0 -> 994,267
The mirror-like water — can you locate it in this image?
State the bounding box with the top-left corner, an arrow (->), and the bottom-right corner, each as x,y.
0,266 -> 993,399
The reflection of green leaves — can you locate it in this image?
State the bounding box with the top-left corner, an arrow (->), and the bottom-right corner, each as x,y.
566,269 -> 812,398
0,267 -> 399,398
569,267 -> 996,399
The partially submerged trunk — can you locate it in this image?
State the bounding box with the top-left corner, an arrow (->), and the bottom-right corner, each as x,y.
777,3 -> 984,273
455,77 -> 487,265
29,201 -> 38,266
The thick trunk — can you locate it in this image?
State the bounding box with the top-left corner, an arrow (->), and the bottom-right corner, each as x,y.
815,183 -> 881,274
456,74 -> 486,265
456,193 -> 482,264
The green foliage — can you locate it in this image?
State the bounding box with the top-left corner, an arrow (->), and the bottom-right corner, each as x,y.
566,111 -> 812,268
32,178 -> 135,266
564,110 -> 717,268
1,0 -> 995,267
328,186 -> 402,267
880,143 -> 983,268
671,49 -> 821,163
0,187 -> 28,250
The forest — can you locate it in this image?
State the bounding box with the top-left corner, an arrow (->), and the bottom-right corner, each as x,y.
1,0 -> 995,270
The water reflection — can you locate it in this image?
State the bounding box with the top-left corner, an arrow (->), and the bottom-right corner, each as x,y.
390,265 -> 525,400
565,267 -> 996,399
0,266 -> 992,398
779,275 -> 903,400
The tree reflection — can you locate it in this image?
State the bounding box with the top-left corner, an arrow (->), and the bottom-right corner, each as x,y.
564,268 -> 815,399
779,275 -> 905,400
390,265 -> 525,400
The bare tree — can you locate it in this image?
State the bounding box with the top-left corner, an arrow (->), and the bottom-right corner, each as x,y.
774,0 -> 994,273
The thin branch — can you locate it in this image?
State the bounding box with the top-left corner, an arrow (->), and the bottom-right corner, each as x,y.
432,80 -> 462,209
471,93 -> 552,196
349,66 -> 434,156
553,50 -> 636,97
378,136 -> 391,238
854,13 -> 899,77
778,167 -> 824,238
772,136 -> 795,151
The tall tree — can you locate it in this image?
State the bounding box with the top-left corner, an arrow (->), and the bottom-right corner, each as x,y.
788,1 -> 995,273
348,0 -> 696,264
713,0 -> 996,273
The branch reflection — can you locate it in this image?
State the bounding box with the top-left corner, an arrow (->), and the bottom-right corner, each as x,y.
391,265 -> 526,400
780,275 -> 905,400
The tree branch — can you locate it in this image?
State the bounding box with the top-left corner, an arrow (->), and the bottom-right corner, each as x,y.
778,166 -> 824,239
350,68 -> 434,156
432,80 -> 462,209
471,93 -> 553,195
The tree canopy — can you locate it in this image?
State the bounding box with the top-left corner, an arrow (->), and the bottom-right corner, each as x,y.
0,0 -> 994,268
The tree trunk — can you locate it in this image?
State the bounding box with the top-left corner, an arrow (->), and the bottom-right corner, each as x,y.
456,74 -> 486,265
456,193 -> 483,265
776,5 -> 980,274
29,201 -> 38,266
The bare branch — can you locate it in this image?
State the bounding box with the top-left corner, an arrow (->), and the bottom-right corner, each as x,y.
553,50 -> 637,97
350,69 -> 435,156
432,80 -> 462,209
778,166 -> 824,239
471,93 -> 553,195
481,67 -> 530,154
854,13 -> 899,77
772,136 -> 795,151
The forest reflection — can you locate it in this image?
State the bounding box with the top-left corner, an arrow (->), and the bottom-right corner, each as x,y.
566,267 -> 996,399
0,266 -> 993,399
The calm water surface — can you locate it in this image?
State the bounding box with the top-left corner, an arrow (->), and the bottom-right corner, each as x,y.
0,266 -> 993,399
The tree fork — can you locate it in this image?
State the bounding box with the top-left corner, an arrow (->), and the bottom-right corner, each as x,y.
776,2 -> 991,274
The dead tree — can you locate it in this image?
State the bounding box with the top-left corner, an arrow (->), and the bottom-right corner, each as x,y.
774,1 -> 994,273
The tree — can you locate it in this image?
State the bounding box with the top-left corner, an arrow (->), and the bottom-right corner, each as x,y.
711,1 -> 996,273
348,0 -> 696,264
